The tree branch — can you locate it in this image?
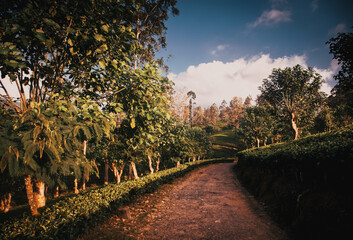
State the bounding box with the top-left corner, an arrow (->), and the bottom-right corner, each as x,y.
0,80 -> 21,114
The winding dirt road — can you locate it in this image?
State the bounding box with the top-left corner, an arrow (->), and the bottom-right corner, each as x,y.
79,163 -> 288,240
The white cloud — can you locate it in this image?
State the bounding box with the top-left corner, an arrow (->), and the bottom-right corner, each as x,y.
211,44 -> 228,56
249,9 -> 291,28
329,23 -> 347,35
168,54 -> 335,107
314,59 -> 339,94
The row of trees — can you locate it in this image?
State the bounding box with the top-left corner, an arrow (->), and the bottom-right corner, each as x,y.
0,0 -> 212,216
188,28 -> 352,149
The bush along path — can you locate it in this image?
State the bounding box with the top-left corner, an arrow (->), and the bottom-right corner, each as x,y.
78,162 -> 288,240
0,159 -> 231,240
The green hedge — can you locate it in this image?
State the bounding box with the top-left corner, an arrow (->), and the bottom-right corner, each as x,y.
0,158 -> 233,240
235,125 -> 353,239
237,124 -> 353,168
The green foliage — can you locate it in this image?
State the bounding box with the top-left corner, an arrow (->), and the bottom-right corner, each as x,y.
327,28 -> 353,121
237,106 -> 276,148
0,0 -> 134,103
0,158 -> 231,240
236,124 -> 353,239
259,64 -> 326,139
237,124 -> 353,168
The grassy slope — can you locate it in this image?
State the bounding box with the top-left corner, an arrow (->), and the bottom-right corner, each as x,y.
210,129 -> 239,158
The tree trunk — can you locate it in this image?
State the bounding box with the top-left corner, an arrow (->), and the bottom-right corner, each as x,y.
256,138 -> 260,148
1,193 -> 11,213
82,140 -> 88,190
82,175 -> 87,190
291,112 -> 299,140
188,157 -> 190,163
74,178 -> 79,194
148,155 -> 154,174
156,158 -> 160,172
112,163 -> 124,184
24,175 -> 39,216
129,162 -> 139,179
54,186 -> 59,198
193,157 -> 196,162
104,163 -> 109,185
34,180 -> 46,208
177,160 -> 180,167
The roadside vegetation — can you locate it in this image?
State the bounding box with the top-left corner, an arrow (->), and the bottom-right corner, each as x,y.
1,1 -> 352,239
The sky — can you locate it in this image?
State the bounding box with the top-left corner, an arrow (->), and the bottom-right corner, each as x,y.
158,0 -> 353,107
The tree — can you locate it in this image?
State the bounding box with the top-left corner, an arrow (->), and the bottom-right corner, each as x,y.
228,97 -> 245,129
0,0 -> 133,214
238,106 -> 275,148
244,95 -> 253,108
0,0 -> 134,111
259,64 -> 325,140
219,100 -> 230,122
169,88 -> 189,123
187,90 -> 196,126
204,103 -> 219,125
193,106 -> 205,126
116,65 -> 173,179
124,0 -> 179,69
326,28 -> 353,122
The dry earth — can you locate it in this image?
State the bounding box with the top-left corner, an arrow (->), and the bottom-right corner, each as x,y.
78,163 -> 288,240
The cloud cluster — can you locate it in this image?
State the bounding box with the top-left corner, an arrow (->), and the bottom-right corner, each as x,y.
249,9 -> 291,28
168,54 -> 336,107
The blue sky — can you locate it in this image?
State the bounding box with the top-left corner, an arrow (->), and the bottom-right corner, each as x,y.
158,0 -> 353,107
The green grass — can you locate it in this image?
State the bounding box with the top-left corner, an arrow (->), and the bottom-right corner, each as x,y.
210,129 -> 239,158
211,129 -> 238,147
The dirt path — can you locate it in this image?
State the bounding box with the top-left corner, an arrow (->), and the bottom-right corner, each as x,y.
79,163 -> 288,240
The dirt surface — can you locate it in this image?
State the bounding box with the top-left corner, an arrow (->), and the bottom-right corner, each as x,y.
78,163 -> 288,240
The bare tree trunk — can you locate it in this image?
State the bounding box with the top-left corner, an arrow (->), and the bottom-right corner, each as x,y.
256,138 -> 260,148
291,112 -> 299,140
24,175 -> 39,216
74,179 -> 79,194
82,140 -> 88,190
156,158 -> 160,172
193,157 -> 196,162
1,193 -> 11,213
129,162 -> 139,179
188,157 -> 190,163
54,186 -> 59,198
112,163 -> 124,184
177,160 -> 180,167
104,163 -> 109,185
34,180 -> 46,208
148,155 -> 154,174
82,174 -> 87,190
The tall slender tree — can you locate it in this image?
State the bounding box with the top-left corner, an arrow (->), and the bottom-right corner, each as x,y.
187,90 -> 196,126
